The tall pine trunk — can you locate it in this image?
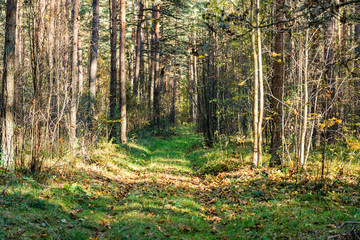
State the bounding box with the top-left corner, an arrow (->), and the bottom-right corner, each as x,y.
188,55 -> 194,122
269,0 -> 285,167
69,0 -> 80,149
119,0 -> 127,144
109,0 -> 117,139
152,5 -> 161,124
1,0 -> 17,169
89,0 -> 99,129
170,21 -> 178,124
134,0 -> 144,101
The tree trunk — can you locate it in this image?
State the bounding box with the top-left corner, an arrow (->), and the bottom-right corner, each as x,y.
119,0 -> 127,144
134,0 -> 144,101
152,4 -> 161,124
89,0 -> 99,128
193,28 -> 198,123
109,0 -> 117,139
189,55 -> 194,122
252,0 -> 259,167
257,0 -> 264,166
300,29 -> 309,166
63,0 -> 70,84
45,0 -> 56,152
1,0 -> 17,169
30,0 -> 46,172
78,32 -> 84,97
129,0 -> 136,92
269,0 -> 285,167
355,3 -> 360,57
48,0 -> 55,114
170,21 -> 178,124
69,0 -> 80,149
354,3 -> 360,132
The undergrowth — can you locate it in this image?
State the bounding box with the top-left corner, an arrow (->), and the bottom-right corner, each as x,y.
1,125 -> 359,239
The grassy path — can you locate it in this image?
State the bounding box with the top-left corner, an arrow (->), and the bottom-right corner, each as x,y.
1,125 -> 360,239
112,126 -> 212,239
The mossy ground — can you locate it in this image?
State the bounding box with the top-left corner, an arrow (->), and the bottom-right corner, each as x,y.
1,125 -> 360,239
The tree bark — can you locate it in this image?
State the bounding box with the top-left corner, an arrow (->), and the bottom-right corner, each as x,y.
48,0 -> 55,115
89,0 -> 99,128
355,3 -> 360,57
354,3 -> 360,131
189,55 -> 194,122
30,0 -> 45,172
251,0 -> 259,167
1,0 -> 17,169
69,0 -> 80,149
109,0 -> 117,139
152,4 -> 161,124
269,0 -> 285,167
257,0 -> 264,166
45,0 -> 56,150
300,29 -> 309,166
193,26 -> 198,123
134,0 -> 144,101
78,31 -> 84,97
170,21 -> 177,124
119,0 -> 127,144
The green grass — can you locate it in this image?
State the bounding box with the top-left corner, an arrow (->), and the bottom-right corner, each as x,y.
1,125 -> 360,239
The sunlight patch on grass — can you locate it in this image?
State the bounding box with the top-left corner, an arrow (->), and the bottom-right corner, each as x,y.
127,142 -> 151,154
146,162 -> 191,174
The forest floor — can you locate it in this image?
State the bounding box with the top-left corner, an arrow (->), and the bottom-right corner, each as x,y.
1,125 -> 360,239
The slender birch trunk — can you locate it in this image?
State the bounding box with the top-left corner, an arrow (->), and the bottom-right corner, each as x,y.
251,0 -> 259,167
300,29 -> 309,166
257,0 -> 264,166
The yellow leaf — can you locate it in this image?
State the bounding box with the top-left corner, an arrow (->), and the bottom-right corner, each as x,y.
238,81 -> 246,86
270,52 -> 281,57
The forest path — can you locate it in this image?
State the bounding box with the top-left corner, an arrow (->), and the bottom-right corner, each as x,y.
1,126 -> 358,239
102,126 -> 359,239
110,125 -> 221,239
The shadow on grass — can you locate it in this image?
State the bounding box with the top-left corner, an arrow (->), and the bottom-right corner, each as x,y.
0,192 -> 98,239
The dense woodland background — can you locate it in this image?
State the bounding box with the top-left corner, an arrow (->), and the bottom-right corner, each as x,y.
1,0 -> 360,239
0,0 -> 360,173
